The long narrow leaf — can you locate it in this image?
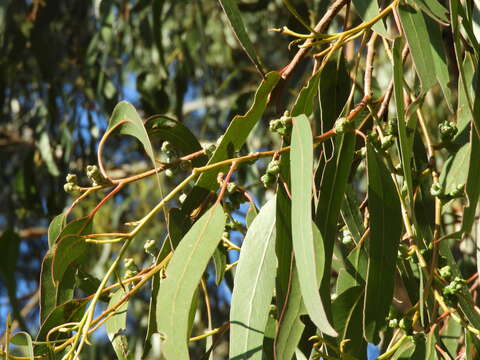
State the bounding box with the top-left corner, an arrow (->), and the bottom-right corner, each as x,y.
290,115 -> 337,337
229,197 -> 277,360
363,143 -> 402,343
156,204 -> 226,359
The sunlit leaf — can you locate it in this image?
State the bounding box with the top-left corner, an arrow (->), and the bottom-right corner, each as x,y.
229,197 -> 277,359
156,204 -> 226,359
352,0 -> 390,38
290,114 -> 337,337
106,289 -> 130,360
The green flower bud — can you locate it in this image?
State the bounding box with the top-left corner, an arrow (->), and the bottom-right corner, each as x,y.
439,121 -> 458,142
204,144 -> 216,158
86,165 -> 108,186
66,173 -> 77,184
266,159 -> 280,175
161,141 -> 173,153
399,317 -> 412,333
165,168 -> 174,178
334,117 -> 353,135
179,193 -> 187,204
388,319 -> 398,328
63,182 -> 80,195
439,265 -> 452,280
124,257 -> 135,269
261,173 -> 274,188
227,183 -> 238,194
430,182 -> 443,197
341,229 -> 353,245
449,183 -> 464,198
144,239 -> 157,257
179,159 -> 192,171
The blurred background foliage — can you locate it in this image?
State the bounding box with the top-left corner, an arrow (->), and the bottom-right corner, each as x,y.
0,0 -> 332,357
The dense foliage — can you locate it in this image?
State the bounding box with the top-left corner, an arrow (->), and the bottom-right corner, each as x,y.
1,0 -> 480,359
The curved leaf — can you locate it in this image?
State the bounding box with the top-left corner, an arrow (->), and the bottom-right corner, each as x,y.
145,115 -> 208,167
229,197 -> 277,360
47,213 -> 65,249
217,0 -> 266,75
10,331 -> 34,360
106,289 -> 130,360
156,204 -> 226,359
107,101 -> 155,162
290,115 -> 337,337
363,143 -> 402,343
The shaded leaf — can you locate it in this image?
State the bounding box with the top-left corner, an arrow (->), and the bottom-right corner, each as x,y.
10,331 -> 34,360
52,235 -> 87,285
145,115 -> 208,167
246,202 -> 258,228
106,289 -> 130,360
217,0 -> 266,75
406,0 -> 449,24
37,132 -> 60,176
230,197 -> 277,360
332,286 -> 367,359
363,143 -> 402,343
37,299 -> 87,341
290,115 -> 337,337
156,204 -> 226,359
48,213 -> 66,249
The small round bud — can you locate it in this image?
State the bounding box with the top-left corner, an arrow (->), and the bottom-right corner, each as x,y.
439,121 -> 458,142
261,173 -> 274,188
449,183 -> 464,198
399,317 -> 412,333
165,169 -> 174,178
179,160 -> 192,171
430,182 -> 443,197
227,182 -> 238,194
204,144 -> 216,157
66,173 -> 77,184
161,141 -> 173,153
334,117 -> 353,135
439,265 -> 452,280
144,239 -> 157,257
86,164 -> 108,186
388,319 -> 398,328
124,257 -> 135,269
341,229 -> 353,245
266,160 -> 280,176
64,182 -> 80,195
179,193 -> 187,204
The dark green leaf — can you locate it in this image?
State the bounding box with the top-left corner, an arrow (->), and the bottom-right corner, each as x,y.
52,235 -> 87,285
217,0 -> 266,75
406,0 -> 449,24
37,299 -> 87,341
332,286 -> 367,359
145,115 -> 208,167
290,115 -> 337,337
229,197 -> 277,360
363,143 -> 402,343
156,204 -> 226,359
48,213 -> 66,249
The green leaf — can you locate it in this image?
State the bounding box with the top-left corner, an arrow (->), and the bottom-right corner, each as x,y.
156,204 -> 226,359
106,289 -> 130,360
212,246 -> 227,285
393,38 -> 415,209
145,115 -> 208,167
290,115 -> 337,337
246,202 -> 258,228
52,235 -> 87,285
229,197 -> 277,360
274,267 -> 305,360
217,0 -> 266,75
340,186 -> 365,244
406,0 -> 449,24
438,143 -> 470,195
363,143 -> 402,343
51,216 -> 92,284
10,331 -> 34,360
37,132 -> 60,176
291,71 -> 321,117
398,4 -> 438,92
315,132 -> 356,317
193,72 -> 280,192
107,101 -> 157,170
40,251 -> 56,323
352,0 -> 390,38
331,286 -> 367,359
37,299 -> 87,341
0,229 -> 27,331
48,213 -> 66,249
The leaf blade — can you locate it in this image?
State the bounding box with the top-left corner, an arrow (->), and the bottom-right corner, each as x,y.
229,197 -> 277,359
290,115 -> 337,337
